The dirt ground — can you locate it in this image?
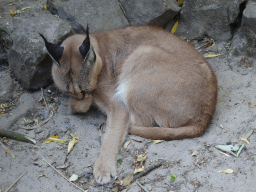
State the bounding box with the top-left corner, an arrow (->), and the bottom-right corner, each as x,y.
0,40 -> 256,192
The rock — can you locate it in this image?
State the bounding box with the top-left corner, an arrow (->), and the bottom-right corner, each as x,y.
0,71 -> 15,103
6,4 -> 73,90
0,52 -> 8,71
227,1 -> 256,58
53,0 -> 129,34
0,93 -> 37,130
0,29 -> 12,71
119,0 -> 180,27
0,29 -> 13,51
176,0 -> 246,41
241,1 -> 256,48
46,0 -> 58,15
57,7 -> 87,34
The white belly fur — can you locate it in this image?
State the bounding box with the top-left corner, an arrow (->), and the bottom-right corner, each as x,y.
114,81 -> 128,108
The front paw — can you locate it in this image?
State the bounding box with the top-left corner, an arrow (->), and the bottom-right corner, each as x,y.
68,94 -> 92,114
93,157 -> 116,185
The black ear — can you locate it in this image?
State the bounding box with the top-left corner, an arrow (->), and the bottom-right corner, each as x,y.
39,33 -> 64,65
79,25 -> 90,61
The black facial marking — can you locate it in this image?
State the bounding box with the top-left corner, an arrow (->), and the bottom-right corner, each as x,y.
39,33 -> 64,65
79,24 -> 90,61
66,69 -> 72,77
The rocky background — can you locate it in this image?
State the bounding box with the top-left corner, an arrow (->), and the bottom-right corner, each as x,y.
1,0 -> 256,192
1,0 -> 256,92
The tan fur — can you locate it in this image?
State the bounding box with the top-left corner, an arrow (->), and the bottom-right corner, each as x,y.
49,26 -> 217,184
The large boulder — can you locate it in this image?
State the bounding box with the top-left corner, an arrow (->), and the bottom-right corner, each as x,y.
53,0 -> 129,34
6,4 -> 73,90
0,71 -> 15,103
241,0 -> 256,49
227,0 -> 256,58
0,29 -> 12,70
118,0 -> 180,27
176,0 -> 246,41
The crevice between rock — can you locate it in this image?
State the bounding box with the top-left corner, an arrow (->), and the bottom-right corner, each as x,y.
230,0 -> 248,38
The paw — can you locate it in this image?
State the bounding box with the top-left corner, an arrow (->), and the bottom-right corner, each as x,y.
68,94 -> 92,113
93,157 -> 116,185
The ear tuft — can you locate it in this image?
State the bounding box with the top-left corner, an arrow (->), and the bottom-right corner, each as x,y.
79,24 -> 90,61
39,33 -> 64,65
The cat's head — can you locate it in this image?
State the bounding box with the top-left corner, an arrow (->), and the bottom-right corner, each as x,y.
40,26 -> 102,100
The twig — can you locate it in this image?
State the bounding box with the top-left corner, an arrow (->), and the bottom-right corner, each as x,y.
0,141 -> 15,158
43,159 -> 86,192
136,181 -> 149,192
119,161 -> 162,191
196,39 -> 214,50
133,161 -> 162,180
4,171 -> 27,192
123,183 -> 132,192
41,88 -> 48,109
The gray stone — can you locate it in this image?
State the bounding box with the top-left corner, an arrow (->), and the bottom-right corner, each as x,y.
7,4 -> 73,90
0,29 -> 12,70
54,0 -> 129,34
0,52 -> 8,71
119,0 -> 180,27
0,29 -> 13,51
242,1 -> 256,33
241,1 -> 256,48
0,71 -> 14,103
176,0 -> 245,40
0,93 -> 36,130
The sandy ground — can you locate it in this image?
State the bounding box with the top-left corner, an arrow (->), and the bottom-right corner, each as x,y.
0,40 -> 256,192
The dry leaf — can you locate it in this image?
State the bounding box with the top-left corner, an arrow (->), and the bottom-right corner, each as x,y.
196,40 -> 214,50
240,137 -> 249,144
10,10 -> 17,17
38,174 -> 49,178
218,169 -> 234,173
45,136 -> 68,144
9,3 -> 16,6
242,130 -> 254,140
1,103 -> 7,108
67,134 -> 79,154
99,124 -> 103,137
192,150 -> 199,156
69,174 -> 78,181
248,101 -> 254,108
134,166 -> 145,174
121,173 -> 133,186
205,54 -> 221,58
22,7 -> 31,11
70,133 -> 79,140
131,137 -> 143,142
124,141 -> 131,148
153,140 -> 164,144
178,0 -> 183,7
171,21 -> 179,34
248,65 -> 253,70
219,151 -> 231,157
43,4 -> 47,10
137,154 -> 147,162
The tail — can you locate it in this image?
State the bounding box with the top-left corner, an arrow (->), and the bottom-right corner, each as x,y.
129,115 -> 212,141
